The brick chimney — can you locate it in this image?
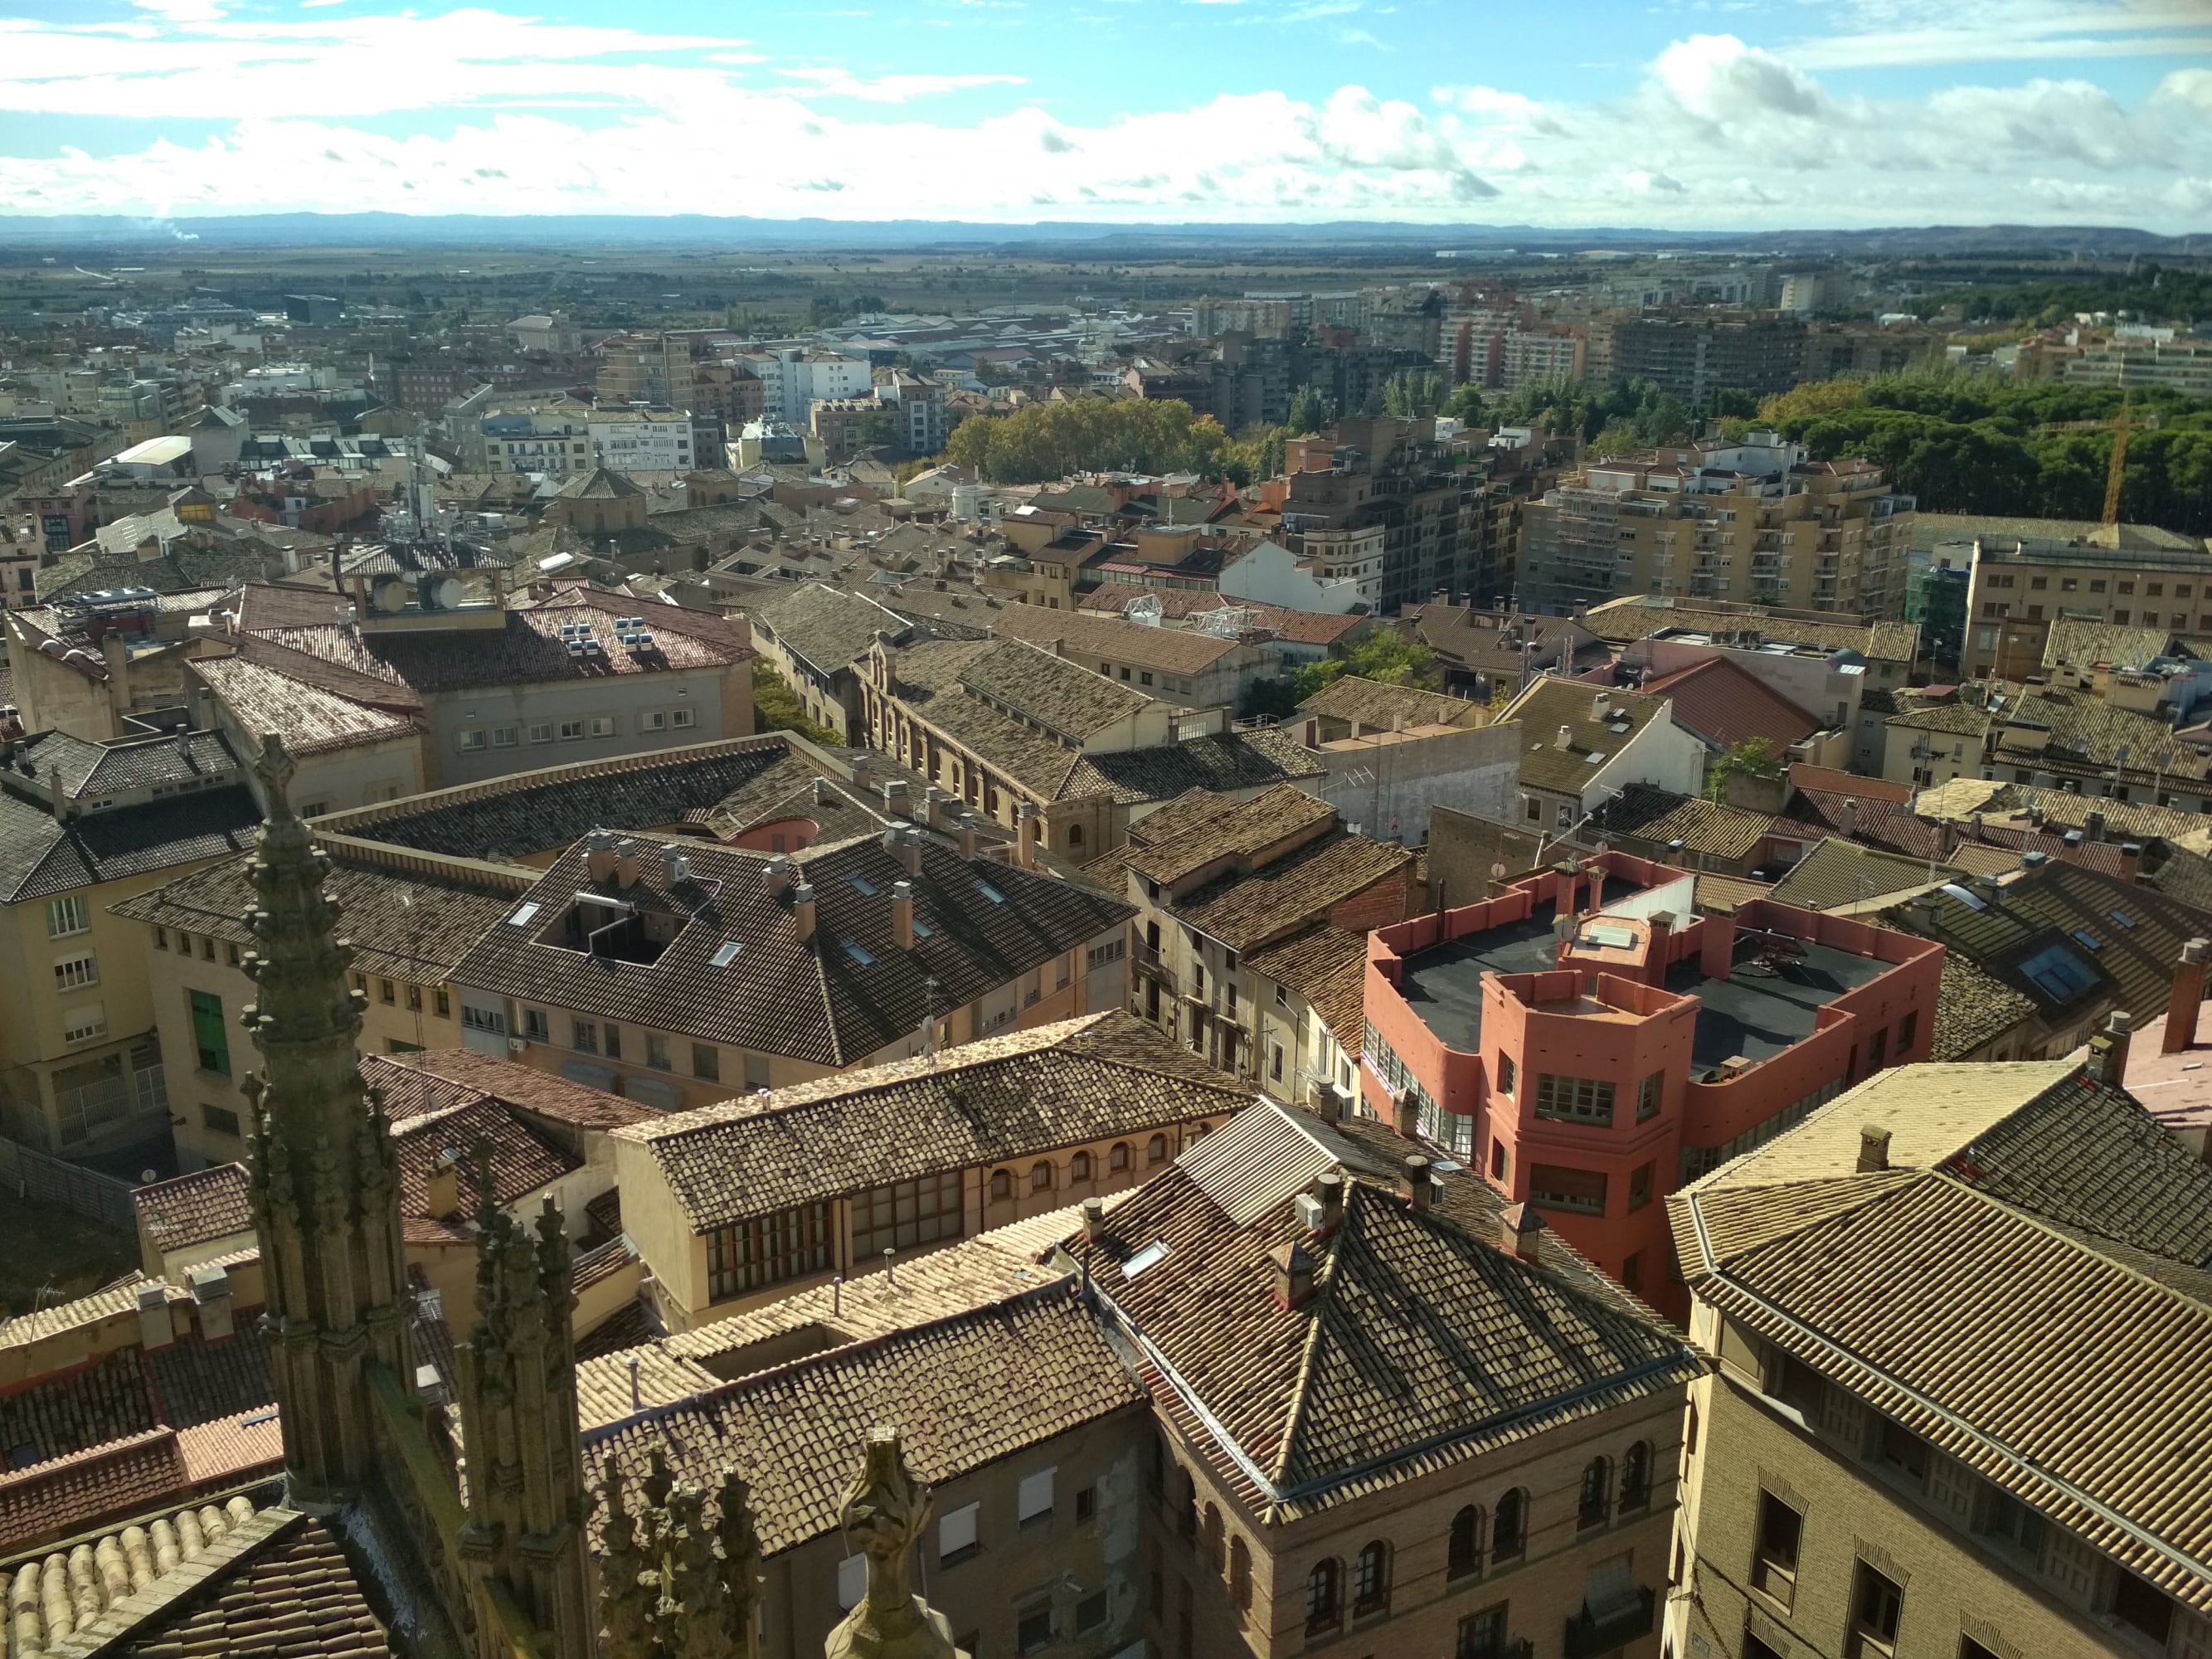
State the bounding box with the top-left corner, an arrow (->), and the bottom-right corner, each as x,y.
1271,1240 -> 1317,1310
956,813 -> 980,859
1315,1170 -> 1345,1233
1500,1201 -> 1544,1262
1392,1087 -> 1421,1138
1699,912 -> 1737,980
2162,939 -> 2210,1053
892,879 -> 915,950
1646,910 -> 1675,978
584,828 -> 620,883
2120,842 -> 2143,883
1856,1125 -> 1891,1173
792,881 -> 818,944
424,1146 -> 464,1220
1400,1155 -> 1433,1211
764,854 -> 794,897
2087,1010 -> 2132,1086
614,837 -> 642,889
1014,802 -> 1038,868
1082,1197 -> 1106,1244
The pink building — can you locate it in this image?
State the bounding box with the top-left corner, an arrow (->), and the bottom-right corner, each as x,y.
1359,849 -> 1942,1316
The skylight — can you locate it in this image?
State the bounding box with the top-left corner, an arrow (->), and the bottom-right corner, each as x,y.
1937,883 -> 1988,912
843,941 -> 877,966
708,941 -> 741,967
848,874 -> 878,898
913,917 -> 935,939
507,902 -> 541,928
2109,907 -> 2138,929
1121,1240 -> 1170,1280
976,880 -> 1007,905
2070,929 -> 2103,953
2018,942 -> 2098,1004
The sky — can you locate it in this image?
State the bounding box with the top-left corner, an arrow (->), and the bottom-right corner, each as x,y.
0,0 -> 2205,230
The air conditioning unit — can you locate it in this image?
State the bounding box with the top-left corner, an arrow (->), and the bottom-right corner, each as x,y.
508,1036 -> 530,1054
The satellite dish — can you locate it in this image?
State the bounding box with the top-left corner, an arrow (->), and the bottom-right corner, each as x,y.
371,577 -> 410,613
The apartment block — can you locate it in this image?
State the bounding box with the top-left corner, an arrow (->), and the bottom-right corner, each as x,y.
1952,525 -> 2212,681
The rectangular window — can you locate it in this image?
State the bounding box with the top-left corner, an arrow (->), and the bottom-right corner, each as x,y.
434,988 -> 451,1019
202,1102 -> 241,1138
558,719 -> 586,741
153,927 -> 168,951
1637,1070 -> 1662,1121
744,1051 -> 771,1089
1752,1491 -> 1802,1608
1869,1025 -> 1889,1068
646,1031 -> 671,1070
1898,1010 -> 1918,1053
692,1043 -> 722,1082
1017,1603 -> 1053,1656
53,952 -> 100,990
1496,1052 -> 1516,1096
1018,1467 -> 1055,1525
1456,1603 -> 1507,1659
61,1003 -> 106,1044
1528,1163 -> 1607,1214
571,1018 -> 598,1053
2111,1574 -> 2174,1648
523,1007 -> 549,1040
527,722 -> 556,744
190,990 -> 230,1076
1628,1161 -> 1653,1210
1076,1592 -> 1107,1633
670,708 -> 696,728
851,1170 -> 963,1260
46,895 -> 89,937
458,728 -> 488,752
938,1501 -> 980,1564
706,1203 -> 830,1300
379,979 -> 396,1005
1846,1560 -> 1903,1657
490,726 -> 518,748
604,1024 -> 621,1061
1876,1416 -> 1928,1489
588,715 -> 616,737
1087,937 -> 1125,971
642,710 -> 667,732
1534,1073 -> 1615,1126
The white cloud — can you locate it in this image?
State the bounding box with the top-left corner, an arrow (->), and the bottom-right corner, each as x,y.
772,67 -> 1024,102
0,7 -> 2201,230
1784,0 -> 2212,68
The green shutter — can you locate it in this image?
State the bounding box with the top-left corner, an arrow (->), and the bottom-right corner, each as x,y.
189,990 -> 230,1077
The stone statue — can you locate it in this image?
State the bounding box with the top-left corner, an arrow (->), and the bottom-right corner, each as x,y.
824,1428 -> 965,1659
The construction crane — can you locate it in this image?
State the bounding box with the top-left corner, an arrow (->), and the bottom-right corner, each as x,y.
2104,389 -> 2137,528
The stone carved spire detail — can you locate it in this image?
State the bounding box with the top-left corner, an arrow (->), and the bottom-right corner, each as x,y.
825,1428 -> 965,1659
238,734 -> 407,1511
592,1451 -> 765,1659
455,1184 -> 592,1659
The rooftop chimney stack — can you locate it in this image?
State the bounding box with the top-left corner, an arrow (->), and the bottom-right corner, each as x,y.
2088,1010 -> 2134,1087
425,1146 -> 464,1221
1840,798 -> 1860,839
1014,802 -> 1038,868
1270,1240 -> 1317,1311
1392,1087 -> 1421,1139
764,854 -> 794,897
1082,1197 -> 1106,1243
956,813 -> 980,859
1315,1170 -> 1345,1234
1400,1155 -> 1433,1211
2121,842 -> 2144,883
1555,724 -> 1574,751
814,775 -> 831,806
1856,1125 -> 1892,1173
792,881 -> 818,944
2161,938 -> 2210,1054
898,825 -> 923,877
891,879 -> 915,951
585,829 -> 620,883
135,1282 -> 176,1351
882,780 -> 912,821
614,837 -> 642,889
1500,1202 -> 1544,1262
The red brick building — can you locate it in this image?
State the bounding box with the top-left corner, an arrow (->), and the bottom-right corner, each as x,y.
1359,849 -> 1942,1316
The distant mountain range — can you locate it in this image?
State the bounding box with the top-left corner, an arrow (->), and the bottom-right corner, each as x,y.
0,212 -> 2197,257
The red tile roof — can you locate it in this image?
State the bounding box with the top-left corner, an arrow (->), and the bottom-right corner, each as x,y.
1642,656 -> 1823,752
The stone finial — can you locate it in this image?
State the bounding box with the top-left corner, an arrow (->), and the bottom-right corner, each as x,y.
824,1428 -> 965,1659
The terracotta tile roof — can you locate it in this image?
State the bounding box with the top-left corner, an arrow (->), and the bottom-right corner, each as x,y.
0,781 -> 263,905
0,1279 -> 173,1354
576,1344 -> 719,1431
1918,777 -> 2212,849
1124,782 -> 1334,885
2042,617 -> 2176,671
619,1011 -> 1245,1233
899,634 -> 1154,742
0,1348 -> 158,1468
1929,953 -> 2038,1059
386,1096 -> 581,1245
318,735 -> 805,864
133,1165 -> 253,1255
990,601 -> 1253,675
1691,871 -> 1774,914
1173,830 -> 1411,954
117,1506 -> 391,1657
1887,696 -> 1991,737
450,830 -> 1132,1068
371,1049 -> 664,1131
0,1429 -> 187,1554
1080,586 -> 1365,646
1065,727 -> 1325,806
1638,656 -> 1824,751
1246,925 -> 1365,1007
1594,784 -> 1774,863
1582,595 -> 1920,664
573,1297 -> 662,1365
170,1406 -> 285,1486
588,1292 -> 1144,1559
693,752 -> 887,846
1506,679 -> 1676,795
192,654 -> 419,757
1675,1167 -> 2212,1616
1767,839 -> 1955,912
1297,674 -> 1488,733
1992,681 -> 2212,786
1092,1102 -> 1695,1520
146,1326 -> 277,1431
754,581 -> 911,675
114,844 -> 521,985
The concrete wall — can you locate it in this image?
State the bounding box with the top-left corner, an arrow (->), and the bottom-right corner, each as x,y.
1310,722 -> 1520,844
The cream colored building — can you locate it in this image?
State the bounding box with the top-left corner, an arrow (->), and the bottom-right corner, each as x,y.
608,1013 -> 1245,1330
1947,523 -> 2212,682
1669,1054 -> 2212,1659
1524,440 -> 1913,619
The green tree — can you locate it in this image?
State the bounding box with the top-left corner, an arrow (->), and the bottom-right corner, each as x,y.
751,662 -> 842,747
1285,385 -> 1334,437
1705,736 -> 1786,805
1442,382 -> 1488,425
941,397 -> 1232,484
1383,369 -> 1446,419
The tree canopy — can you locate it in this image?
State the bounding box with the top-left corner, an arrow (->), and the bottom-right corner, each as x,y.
941,397 -> 1231,484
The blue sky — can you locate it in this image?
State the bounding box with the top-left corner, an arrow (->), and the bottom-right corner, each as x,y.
0,0 -> 2205,227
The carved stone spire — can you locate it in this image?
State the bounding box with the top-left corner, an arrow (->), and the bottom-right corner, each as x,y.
240,734 -> 407,1511
591,1455 -> 765,1659
824,1428 -> 965,1659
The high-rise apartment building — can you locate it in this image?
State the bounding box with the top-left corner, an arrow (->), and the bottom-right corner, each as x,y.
1274,418 -> 1498,608
1600,313 -> 1809,405
1521,435 -> 1914,618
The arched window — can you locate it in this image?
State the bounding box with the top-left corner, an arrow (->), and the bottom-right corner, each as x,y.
1304,1559 -> 1340,1634
1493,1489 -> 1527,1562
1447,1506 -> 1483,1579
1230,1536 -> 1252,1612
1070,1150 -> 1092,1181
1147,1134 -> 1168,1165
1178,1469 -> 1198,1540
1067,823 -> 1086,850
1110,1141 -> 1130,1172
1203,1505 -> 1224,1574
989,1168 -> 1012,1200
1353,1540 -> 1390,1615
1578,1457 -> 1612,1530
1619,1441 -> 1651,1513
1031,1161 -> 1053,1192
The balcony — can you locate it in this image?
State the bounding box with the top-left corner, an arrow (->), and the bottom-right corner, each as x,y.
1132,943 -> 1178,995
1563,1587 -> 1655,1659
